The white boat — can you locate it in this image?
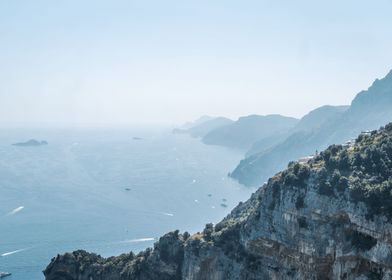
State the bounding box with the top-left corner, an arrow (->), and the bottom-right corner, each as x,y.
0,272 -> 11,278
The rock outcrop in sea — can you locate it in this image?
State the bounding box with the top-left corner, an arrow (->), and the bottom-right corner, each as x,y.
12,139 -> 48,147
44,123 -> 392,280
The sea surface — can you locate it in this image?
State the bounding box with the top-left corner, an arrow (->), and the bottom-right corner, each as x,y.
0,126 -> 254,279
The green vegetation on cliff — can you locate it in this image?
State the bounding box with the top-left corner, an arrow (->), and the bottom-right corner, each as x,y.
270,123 -> 392,219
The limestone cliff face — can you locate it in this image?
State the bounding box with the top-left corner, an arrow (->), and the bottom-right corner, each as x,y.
44,124 -> 392,280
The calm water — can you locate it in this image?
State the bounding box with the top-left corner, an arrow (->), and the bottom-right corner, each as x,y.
0,126 -> 253,279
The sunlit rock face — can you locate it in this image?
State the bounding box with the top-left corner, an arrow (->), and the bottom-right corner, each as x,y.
45,124 -> 392,280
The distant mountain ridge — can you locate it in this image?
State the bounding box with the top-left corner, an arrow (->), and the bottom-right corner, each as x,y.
180,115 -> 214,130
173,116 -> 233,138
202,114 -> 299,150
293,105 -> 349,133
231,70 -> 392,186
246,105 -> 349,157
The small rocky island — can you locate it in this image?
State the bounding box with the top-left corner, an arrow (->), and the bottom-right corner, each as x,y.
44,123 -> 392,280
12,139 -> 48,147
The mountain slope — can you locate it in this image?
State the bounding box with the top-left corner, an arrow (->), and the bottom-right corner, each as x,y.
231,70 -> 392,186
173,116 -> 233,138
293,105 -> 349,133
202,114 -> 299,150
44,123 -> 392,280
180,116 -> 214,130
246,105 -> 348,157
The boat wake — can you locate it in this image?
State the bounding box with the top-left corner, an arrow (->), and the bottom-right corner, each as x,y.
6,206 -> 24,216
1,248 -> 29,257
160,212 -> 174,217
110,238 -> 155,245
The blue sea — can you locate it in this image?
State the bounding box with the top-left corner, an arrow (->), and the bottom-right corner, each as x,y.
0,126 -> 253,279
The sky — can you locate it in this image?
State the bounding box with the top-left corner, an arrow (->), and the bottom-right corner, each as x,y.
0,0 -> 392,126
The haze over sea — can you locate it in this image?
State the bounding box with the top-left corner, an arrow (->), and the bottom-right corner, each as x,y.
0,126 -> 253,280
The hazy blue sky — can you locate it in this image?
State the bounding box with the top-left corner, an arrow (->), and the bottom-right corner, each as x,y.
1,0 -> 392,125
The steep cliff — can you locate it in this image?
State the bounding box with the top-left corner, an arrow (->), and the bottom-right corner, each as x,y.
44,123 -> 392,280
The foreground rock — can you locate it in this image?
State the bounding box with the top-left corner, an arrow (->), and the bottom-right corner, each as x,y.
44,123 -> 392,280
